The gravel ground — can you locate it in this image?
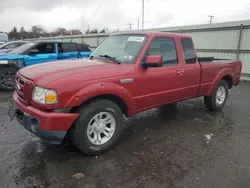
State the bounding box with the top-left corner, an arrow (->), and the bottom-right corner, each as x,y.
0,81 -> 249,188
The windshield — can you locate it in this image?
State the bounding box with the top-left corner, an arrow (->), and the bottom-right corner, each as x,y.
91,34 -> 147,64
8,42 -> 36,55
0,42 -> 10,49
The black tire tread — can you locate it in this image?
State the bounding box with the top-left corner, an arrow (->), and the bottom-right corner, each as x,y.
69,99 -> 124,155
0,67 -> 18,91
204,79 -> 229,111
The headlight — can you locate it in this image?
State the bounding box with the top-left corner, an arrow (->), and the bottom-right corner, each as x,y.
0,60 -> 8,64
8,59 -> 24,68
32,86 -> 58,104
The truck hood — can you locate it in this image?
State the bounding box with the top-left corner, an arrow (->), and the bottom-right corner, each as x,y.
19,58 -> 132,85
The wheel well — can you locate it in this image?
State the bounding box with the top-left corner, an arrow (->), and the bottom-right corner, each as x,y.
72,94 -> 129,117
222,75 -> 233,89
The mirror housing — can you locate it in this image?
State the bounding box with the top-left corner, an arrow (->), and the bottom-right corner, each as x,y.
28,49 -> 39,56
142,55 -> 163,68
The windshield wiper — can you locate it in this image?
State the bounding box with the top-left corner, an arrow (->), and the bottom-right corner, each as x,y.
98,55 -> 121,64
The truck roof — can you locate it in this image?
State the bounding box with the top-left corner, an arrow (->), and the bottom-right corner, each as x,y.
111,31 -> 192,38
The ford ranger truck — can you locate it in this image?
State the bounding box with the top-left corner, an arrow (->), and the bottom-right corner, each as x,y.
8,32 -> 242,155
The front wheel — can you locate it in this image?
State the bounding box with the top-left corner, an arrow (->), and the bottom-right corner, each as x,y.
0,67 -> 18,91
204,80 -> 229,111
69,99 -> 125,155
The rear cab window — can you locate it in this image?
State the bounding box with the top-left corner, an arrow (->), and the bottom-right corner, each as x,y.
144,37 -> 178,66
181,38 -> 197,64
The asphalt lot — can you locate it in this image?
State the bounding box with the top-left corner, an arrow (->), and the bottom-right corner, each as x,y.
0,81 -> 249,188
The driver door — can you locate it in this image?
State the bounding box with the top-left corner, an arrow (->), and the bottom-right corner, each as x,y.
24,43 -> 57,66
134,37 -> 186,111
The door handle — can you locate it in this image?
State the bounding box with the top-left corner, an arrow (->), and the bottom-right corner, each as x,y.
176,70 -> 184,75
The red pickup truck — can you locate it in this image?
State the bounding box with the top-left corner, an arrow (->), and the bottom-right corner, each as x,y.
8,32 -> 242,155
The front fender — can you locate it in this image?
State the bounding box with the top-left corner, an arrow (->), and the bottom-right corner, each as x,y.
206,68 -> 234,96
65,82 -> 136,116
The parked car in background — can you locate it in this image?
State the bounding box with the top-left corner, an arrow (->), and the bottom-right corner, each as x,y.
0,41 -> 27,53
0,41 -> 5,46
8,32 -> 242,155
0,41 -> 92,90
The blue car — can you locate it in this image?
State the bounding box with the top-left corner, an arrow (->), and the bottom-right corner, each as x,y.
0,41 -> 92,90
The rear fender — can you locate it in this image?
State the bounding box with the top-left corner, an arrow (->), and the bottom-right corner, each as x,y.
206,68 -> 234,96
65,82 -> 136,117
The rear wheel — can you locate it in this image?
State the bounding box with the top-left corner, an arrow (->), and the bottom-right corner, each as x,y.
204,80 -> 229,111
0,67 -> 17,91
69,99 -> 125,155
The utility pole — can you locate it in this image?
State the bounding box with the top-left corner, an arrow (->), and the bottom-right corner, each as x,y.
128,23 -> 132,31
138,19 -> 140,30
208,15 -> 214,24
142,0 -> 144,30
82,14 -> 84,34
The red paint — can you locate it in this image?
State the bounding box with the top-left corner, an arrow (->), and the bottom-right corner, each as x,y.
13,32 -> 242,132
13,92 -> 79,131
145,55 -> 163,64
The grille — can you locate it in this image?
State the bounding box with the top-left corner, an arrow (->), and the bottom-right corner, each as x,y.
15,73 -> 33,105
15,74 -> 25,100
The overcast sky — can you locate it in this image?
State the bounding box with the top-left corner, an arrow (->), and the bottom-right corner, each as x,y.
1,0 -> 250,32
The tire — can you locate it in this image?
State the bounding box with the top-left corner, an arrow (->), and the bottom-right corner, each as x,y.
0,67 -> 18,91
204,79 -> 229,111
69,99 -> 125,155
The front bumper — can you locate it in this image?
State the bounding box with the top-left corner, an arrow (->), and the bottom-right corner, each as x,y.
12,92 -> 79,144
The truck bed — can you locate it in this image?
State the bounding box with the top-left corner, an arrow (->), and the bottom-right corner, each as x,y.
198,56 -> 235,63
198,57 -> 242,96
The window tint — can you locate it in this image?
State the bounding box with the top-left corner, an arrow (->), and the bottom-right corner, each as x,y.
145,37 -> 178,66
181,38 -> 197,64
76,43 -> 91,52
32,43 -> 55,54
58,43 -> 77,53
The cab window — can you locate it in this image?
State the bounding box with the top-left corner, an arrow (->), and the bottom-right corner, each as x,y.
31,43 -> 55,54
181,38 -> 197,64
76,44 -> 91,52
58,43 -> 77,53
144,37 -> 178,66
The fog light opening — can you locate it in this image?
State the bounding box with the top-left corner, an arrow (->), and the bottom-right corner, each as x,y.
30,118 -> 39,133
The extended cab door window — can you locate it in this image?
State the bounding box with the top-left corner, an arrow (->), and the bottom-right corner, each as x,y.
144,37 -> 178,66
181,38 -> 197,64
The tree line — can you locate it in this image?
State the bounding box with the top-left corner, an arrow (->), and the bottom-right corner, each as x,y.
0,25 -> 113,41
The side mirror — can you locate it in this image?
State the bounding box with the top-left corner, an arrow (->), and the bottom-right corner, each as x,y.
142,55 -> 163,68
28,49 -> 39,56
